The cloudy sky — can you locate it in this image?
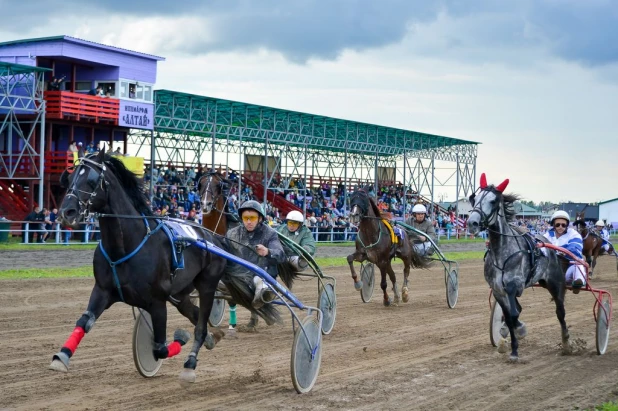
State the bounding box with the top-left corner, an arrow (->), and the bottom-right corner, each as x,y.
2,0 -> 617,203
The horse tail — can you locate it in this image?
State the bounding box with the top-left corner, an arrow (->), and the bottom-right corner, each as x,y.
504,280 -> 521,318
277,262 -> 299,290
222,271 -> 282,326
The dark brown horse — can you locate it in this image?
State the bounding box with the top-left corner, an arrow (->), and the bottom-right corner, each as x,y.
573,211 -> 603,277
347,189 -> 429,306
198,171 -> 236,236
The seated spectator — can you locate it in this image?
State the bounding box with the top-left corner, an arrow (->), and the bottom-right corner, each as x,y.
88,86 -> 103,96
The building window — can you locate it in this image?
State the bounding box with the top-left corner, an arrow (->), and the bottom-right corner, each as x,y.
118,79 -> 152,102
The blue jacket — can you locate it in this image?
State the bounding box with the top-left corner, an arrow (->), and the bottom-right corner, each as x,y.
544,227 -> 583,260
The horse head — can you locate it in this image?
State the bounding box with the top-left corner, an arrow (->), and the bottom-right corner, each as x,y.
198,171 -> 231,215
58,148 -> 109,227
467,173 -> 510,234
349,189 -> 371,225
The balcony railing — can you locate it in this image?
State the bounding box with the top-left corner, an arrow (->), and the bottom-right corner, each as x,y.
44,91 -> 119,124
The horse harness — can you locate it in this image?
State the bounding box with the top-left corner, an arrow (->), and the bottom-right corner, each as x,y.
470,188 -> 541,286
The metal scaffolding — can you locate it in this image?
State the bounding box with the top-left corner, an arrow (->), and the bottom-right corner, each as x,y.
0,62 -> 48,206
128,89 -> 478,215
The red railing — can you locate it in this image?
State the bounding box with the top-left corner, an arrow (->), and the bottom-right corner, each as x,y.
0,151 -> 72,176
44,91 -> 119,124
46,151 -> 72,174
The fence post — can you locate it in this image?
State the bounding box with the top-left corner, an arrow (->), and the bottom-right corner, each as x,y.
25,223 -> 29,244
55,224 -> 60,244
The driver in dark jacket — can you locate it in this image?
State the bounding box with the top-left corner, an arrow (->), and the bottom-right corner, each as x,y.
225,200 -> 286,309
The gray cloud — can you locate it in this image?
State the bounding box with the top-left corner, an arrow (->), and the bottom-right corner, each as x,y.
1,0 -> 617,66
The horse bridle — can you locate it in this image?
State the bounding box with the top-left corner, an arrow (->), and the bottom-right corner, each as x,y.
468,188 -> 502,229
64,157 -> 107,217
200,173 -> 229,214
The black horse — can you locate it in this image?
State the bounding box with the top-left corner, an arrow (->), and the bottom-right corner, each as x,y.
49,149 -> 228,384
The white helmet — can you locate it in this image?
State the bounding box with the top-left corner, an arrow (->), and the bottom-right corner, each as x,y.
286,210 -> 304,223
412,204 -> 427,214
596,220 -> 605,227
550,210 -> 570,224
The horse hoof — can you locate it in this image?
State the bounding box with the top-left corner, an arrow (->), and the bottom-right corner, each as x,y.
204,329 -> 225,350
497,338 -> 509,354
402,287 -> 409,303
226,327 -> 238,339
49,359 -> 68,373
516,323 -> 527,339
49,352 -> 70,372
354,281 -> 363,291
179,368 -> 196,386
508,355 -> 519,363
383,298 -> 392,307
174,329 -> 191,346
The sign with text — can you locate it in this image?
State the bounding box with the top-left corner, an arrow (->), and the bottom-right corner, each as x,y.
118,100 -> 154,130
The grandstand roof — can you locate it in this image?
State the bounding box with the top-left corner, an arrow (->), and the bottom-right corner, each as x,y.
0,36 -> 165,61
154,89 -> 479,159
0,61 -> 50,76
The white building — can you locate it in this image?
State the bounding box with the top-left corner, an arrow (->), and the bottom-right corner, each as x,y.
599,197 -> 618,228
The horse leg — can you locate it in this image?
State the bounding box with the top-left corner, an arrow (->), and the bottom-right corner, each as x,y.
180,274 -> 220,384
150,301 -> 191,361
49,284 -> 112,372
347,251 -> 366,290
377,264 -> 392,307
546,280 -> 570,354
386,264 -> 401,306
401,257 -> 411,303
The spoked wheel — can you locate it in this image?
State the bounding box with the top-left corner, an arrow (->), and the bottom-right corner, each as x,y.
596,294 -> 611,355
190,290 -> 227,327
132,310 -> 163,378
291,315 -> 323,394
360,263 -> 375,303
318,283 -> 337,335
445,265 -> 459,309
489,299 -> 506,347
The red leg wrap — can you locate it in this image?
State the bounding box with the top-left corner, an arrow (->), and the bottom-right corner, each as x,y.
63,327 -> 85,354
166,341 -> 182,358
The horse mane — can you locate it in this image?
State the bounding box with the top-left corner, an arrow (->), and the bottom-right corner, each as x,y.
101,154 -> 152,216
498,189 -> 520,222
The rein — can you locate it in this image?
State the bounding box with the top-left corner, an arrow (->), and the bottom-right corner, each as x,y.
97,216 -> 165,303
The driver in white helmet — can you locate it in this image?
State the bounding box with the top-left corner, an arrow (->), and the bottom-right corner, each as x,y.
277,210 -> 316,271
595,220 -> 610,253
405,203 -> 436,256
544,210 -> 586,292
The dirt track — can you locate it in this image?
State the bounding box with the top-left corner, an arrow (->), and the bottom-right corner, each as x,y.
1,252 -> 618,410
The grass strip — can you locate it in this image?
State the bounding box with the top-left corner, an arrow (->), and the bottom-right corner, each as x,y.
0,266 -> 94,280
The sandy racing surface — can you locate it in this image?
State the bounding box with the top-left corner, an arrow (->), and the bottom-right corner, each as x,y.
1,249 -> 618,410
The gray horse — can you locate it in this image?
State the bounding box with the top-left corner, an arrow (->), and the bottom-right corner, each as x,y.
467,173 -> 571,361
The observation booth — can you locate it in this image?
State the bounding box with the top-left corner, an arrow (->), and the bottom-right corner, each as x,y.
0,35 -> 163,218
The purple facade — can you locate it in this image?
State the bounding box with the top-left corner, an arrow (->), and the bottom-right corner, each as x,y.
0,37 -> 164,84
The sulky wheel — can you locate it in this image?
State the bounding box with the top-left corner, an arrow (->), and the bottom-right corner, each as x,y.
360,263 -> 375,303
290,315 -> 323,394
318,283 -> 337,335
596,294 -> 611,355
489,299 -> 506,347
132,310 -> 163,378
445,265 -> 459,309
191,290 -> 226,327
208,292 -> 226,327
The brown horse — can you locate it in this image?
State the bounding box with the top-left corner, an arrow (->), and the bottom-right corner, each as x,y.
347,189 -> 429,306
198,171 -> 237,236
573,211 -> 603,277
